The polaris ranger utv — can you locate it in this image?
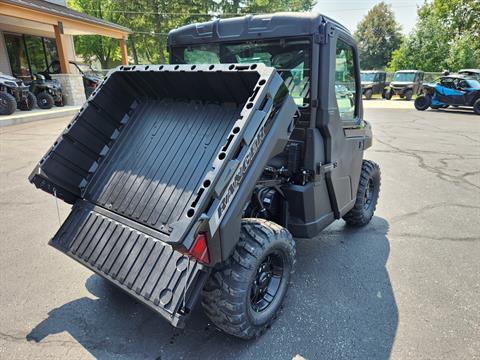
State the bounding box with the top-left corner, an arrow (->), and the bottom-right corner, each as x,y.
384,70 -> 424,100
360,70 -> 388,99
29,13 -> 380,339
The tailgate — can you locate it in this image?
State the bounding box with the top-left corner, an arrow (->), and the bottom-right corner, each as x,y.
51,200 -> 208,327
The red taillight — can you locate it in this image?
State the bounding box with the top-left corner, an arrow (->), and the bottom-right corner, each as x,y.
188,232 -> 210,265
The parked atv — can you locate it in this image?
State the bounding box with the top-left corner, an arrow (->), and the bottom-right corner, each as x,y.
43,60 -> 101,98
414,74 -> 480,115
384,70 -> 424,100
27,74 -> 64,109
0,73 -> 36,115
29,13 -> 381,339
360,70 -> 388,99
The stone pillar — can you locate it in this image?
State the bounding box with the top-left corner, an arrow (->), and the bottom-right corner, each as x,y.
51,73 -> 86,106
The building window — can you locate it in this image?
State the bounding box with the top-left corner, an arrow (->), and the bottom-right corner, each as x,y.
25,35 -> 47,75
4,33 -> 30,78
4,33 -> 59,79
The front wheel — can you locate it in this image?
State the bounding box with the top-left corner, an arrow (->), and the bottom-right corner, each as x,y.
343,160 -> 381,227
414,94 -> 431,111
364,89 -> 373,100
36,91 -> 54,109
384,89 -> 392,100
474,99 -> 480,115
202,218 -> 295,339
0,92 -> 17,115
18,91 -> 37,111
404,89 -> 413,101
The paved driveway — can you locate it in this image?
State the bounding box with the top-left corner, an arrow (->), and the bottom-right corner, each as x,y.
0,101 -> 479,359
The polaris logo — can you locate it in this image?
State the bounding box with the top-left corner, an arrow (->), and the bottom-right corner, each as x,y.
210,126 -> 266,230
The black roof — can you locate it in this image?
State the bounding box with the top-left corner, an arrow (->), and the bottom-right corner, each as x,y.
168,12 -> 350,47
2,0 -> 131,33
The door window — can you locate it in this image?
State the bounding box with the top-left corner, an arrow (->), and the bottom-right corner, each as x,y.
335,39 -> 357,122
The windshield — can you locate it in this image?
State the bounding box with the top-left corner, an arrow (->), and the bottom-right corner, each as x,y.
393,72 -> 415,82
466,79 -> 480,88
361,73 -> 377,82
171,39 -> 311,108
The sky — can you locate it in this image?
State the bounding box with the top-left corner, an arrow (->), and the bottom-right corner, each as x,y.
313,0 -> 427,34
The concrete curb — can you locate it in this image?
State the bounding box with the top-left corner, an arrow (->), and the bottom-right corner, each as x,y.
0,106 -> 81,127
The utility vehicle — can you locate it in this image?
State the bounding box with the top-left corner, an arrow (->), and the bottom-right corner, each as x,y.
384,70 -> 424,100
415,74 -> 480,114
0,73 -> 36,115
43,60 -> 101,98
360,70 -> 388,99
29,13 -> 381,339
27,74 -> 64,109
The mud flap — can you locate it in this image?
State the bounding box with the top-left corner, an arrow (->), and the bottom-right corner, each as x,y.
50,200 -> 209,327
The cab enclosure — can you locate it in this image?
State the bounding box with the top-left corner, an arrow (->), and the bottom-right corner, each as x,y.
385,70 -> 423,100
360,70 -> 387,99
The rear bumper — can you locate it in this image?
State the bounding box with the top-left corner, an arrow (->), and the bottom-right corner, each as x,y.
50,200 -> 209,327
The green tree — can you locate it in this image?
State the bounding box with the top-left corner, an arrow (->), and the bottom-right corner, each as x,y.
353,1 -> 402,70
68,0 -> 316,68
388,0 -> 480,72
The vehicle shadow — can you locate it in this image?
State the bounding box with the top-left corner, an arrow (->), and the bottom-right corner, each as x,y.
426,108 -> 477,116
26,216 -> 397,360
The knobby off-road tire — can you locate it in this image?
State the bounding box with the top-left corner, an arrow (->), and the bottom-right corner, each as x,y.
404,89 -> 413,101
0,92 -> 17,115
384,90 -> 392,100
343,160 -> 381,227
18,91 -> 37,111
414,94 -> 431,111
473,99 -> 480,115
202,218 -> 295,339
364,89 -> 373,100
55,95 -> 65,107
36,91 -> 54,109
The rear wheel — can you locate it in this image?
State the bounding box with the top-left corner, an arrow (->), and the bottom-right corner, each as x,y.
55,95 -> 65,107
18,91 -> 37,111
384,89 -> 392,100
414,94 -> 431,111
343,160 -> 381,227
37,91 -> 54,109
364,89 -> 373,100
474,99 -> 480,115
0,92 -> 17,115
404,89 -> 413,101
202,218 -> 295,339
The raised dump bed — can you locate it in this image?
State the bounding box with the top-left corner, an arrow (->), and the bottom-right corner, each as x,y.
29,63 -> 298,326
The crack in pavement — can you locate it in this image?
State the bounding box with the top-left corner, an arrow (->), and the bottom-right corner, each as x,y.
390,203 -> 480,223
373,135 -> 480,191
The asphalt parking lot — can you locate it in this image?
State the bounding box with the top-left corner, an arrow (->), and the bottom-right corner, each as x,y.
0,100 -> 479,359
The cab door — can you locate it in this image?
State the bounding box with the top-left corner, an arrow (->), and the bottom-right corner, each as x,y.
316,29 -> 365,218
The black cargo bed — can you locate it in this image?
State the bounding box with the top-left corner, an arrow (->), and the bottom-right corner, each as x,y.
86,99 -> 240,234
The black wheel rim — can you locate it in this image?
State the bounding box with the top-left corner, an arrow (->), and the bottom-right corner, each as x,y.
250,252 -> 284,312
364,178 -> 375,210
